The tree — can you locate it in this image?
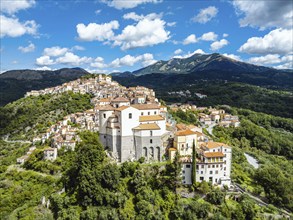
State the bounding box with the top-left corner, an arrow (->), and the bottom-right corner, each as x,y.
206,188 -> 225,205
192,139 -> 196,185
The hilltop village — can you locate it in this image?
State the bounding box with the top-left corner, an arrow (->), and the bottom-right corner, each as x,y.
20,75 -> 240,187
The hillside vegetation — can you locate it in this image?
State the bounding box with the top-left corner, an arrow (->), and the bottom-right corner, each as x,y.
114,77 -> 293,118
0,92 -> 93,140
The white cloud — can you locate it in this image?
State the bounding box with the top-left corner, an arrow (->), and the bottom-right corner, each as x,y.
36,56 -> 55,66
173,49 -> 206,59
233,1 -> 293,29
95,9 -> 101,14
239,29 -> 293,55
192,6 -> 218,24
110,53 -> 156,68
18,42 -> 35,53
200,32 -> 218,41
102,0 -> 161,10
56,52 -> 92,66
1,0 -> 35,15
174,49 -> 183,55
167,22 -> 176,27
35,66 -> 52,71
247,54 -> 293,69
210,39 -> 229,51
90,57 -> 107,68
183,34 -> 197,45
0,15 -> 38,38
43,46 -> 68,57
71,45 -> 85,51
123,12 -> 162,21
223,33 -> 229,38
114,15 -> 170,50
76,20 -> 119,41
222,53 -> 242,61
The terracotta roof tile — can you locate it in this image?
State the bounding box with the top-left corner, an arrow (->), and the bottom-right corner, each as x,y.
175,129 -> 197,136
131,104 -> 160,110
204,152 -> 225,158
133,123 -> 160,130
139,115 -> 165,122
201,142 -> 230,149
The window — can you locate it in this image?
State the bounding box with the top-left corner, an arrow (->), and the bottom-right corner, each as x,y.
129,113 -> 132,119
103,113 -> 106,118
196,165 -> 199,169
201,171 -> 203,174
200,177 -> 204,181
150,131 -> 153,136
224,167 -> 226,171
210,171 -> 213,174
150,139 -> 152,144
186,164 -> 191,168
141,112 -> 144,116
182,170 -> 185,174
148,112 -> 150,115
215,170 -> 218,174
212,165 -> 215,168
225,149 -> 227,152
208,165 -> 211,168
181,144 -> 184,150
201,165 -> 204,168
154,111 -> 157,115
216,165 -> 219,168
213,149 -> 215,152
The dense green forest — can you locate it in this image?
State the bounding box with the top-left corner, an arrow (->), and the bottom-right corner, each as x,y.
212,108 -> 293,211
0,92 -> 93,140
1,131 -> 288,219
114,77 -> 293,118
0,79 -> 292,218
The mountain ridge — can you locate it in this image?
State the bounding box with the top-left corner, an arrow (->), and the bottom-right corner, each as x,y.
0,68 -> 89,106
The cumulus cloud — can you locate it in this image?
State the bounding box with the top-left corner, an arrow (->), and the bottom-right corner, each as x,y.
174,49 -> 183,55
192,6 -> 218,24
167,22 -> 176,27
110,53 -> 156,68
123,12 -> 162,21
0,15 -> 38,38
90,57 -> 107,68
71,45 -> 85,51
200,32 -> 218,41
56,52 -> 92,66
183,34 -> 197,45
223,33 -> 229,38
210,39 -> 229,51
173,49 -> 206,59
233,1 -> 293,29
222,53 -> 242,61
102,0 -> 161,10
36,56 -> 55,66
76,20 -> 119,41
1,0 -> 35,15
35,66 -> 53,71
247,54 -> 293,68
239,29 -> 293,55
114,14 -> 170,50
43,46 -> 68,57
18,42 -> 35,53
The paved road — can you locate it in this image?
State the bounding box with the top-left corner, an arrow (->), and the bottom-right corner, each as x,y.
244,153 -> 259,169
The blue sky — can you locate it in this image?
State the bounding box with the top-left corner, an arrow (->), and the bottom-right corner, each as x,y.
1,0 -> 292,73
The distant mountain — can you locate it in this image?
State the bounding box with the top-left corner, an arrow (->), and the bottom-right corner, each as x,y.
112,53 -> 293,89
0,68 -> 88,106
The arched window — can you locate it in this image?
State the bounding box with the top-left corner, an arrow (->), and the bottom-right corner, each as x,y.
150,147 -> 154,158
143,147 -> 147,158
156,146 -> 160,161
